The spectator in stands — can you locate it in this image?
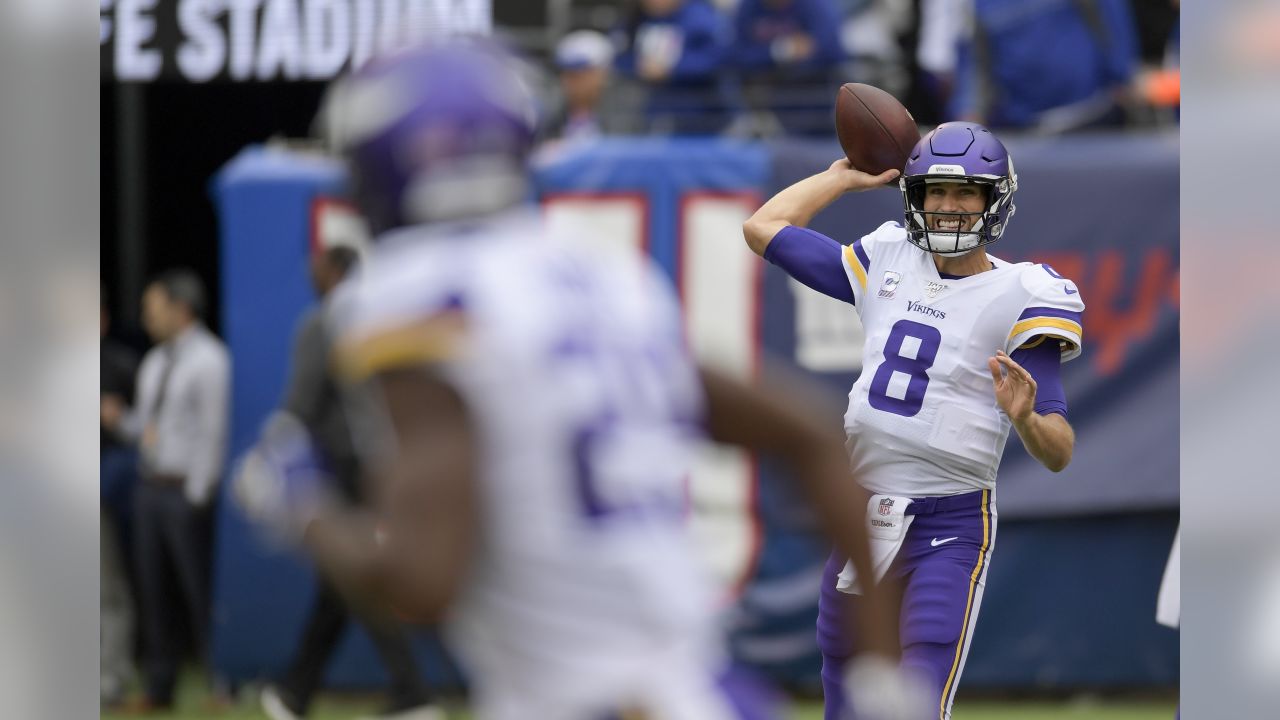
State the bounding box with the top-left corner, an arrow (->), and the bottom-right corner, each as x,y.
614,0 -> 732,135
949,0 -> 1139,132
733,0 -> 846,135
833,0 -> 910,115
1129,0 -> 1179,122
259,242 -> 443,720
833,0 -> 960,127
101,269 -> 230,712
544,29 -> 616,143
908,0 -> 967,125
1130,0 -> 1179,69
100,291 -> 140,709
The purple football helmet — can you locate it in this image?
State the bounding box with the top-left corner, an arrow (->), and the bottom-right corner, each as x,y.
899,122 -> 1018,255
319,40 -> 539,235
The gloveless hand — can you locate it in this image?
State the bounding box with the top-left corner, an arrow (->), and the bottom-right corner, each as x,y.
827,158 -> 900,192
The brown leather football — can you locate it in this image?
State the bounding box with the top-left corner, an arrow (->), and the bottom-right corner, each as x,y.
835,83 -> 921,175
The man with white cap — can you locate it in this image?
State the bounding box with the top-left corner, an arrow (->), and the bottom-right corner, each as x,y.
547,29 -> 615,142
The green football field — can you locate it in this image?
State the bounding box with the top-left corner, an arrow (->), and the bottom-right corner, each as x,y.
103,677 -> 1178,720
102,699 -> 1178,720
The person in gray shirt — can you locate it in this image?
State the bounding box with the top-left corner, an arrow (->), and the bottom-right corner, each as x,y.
259,246 -> 442,720
101,268 -> 230,710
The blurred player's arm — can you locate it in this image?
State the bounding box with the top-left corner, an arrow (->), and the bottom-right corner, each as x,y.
698,365 -> 898,660
990,349 -> 1074,472
304,367 -> 479,623
743,160 -> 899,256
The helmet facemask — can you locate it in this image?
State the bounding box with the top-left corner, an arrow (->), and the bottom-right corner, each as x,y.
900,173 -> 1017,256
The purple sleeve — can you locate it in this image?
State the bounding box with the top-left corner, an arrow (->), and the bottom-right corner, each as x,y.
761,225 -> 856,305
1011,340 -> 1069,419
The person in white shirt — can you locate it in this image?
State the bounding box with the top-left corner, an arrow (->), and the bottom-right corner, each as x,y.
102,268 -> 230,711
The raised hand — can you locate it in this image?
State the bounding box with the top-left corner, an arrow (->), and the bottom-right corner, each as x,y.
827,158 -> 900,192
988,349 -> 1036,422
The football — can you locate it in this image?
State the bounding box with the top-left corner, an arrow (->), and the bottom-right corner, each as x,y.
835,83 -> 921,176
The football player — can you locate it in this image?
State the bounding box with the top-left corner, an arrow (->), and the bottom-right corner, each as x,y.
743,122 -> 1083,720
236,41 -> 925,720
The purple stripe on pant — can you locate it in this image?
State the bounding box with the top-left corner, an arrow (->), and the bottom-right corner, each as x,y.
816,490 -> 995,720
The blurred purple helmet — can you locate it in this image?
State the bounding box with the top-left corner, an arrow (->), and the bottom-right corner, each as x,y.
898,122 -> 1018,255
319,40 -> 539,234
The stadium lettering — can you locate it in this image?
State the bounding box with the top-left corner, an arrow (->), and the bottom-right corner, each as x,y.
113,0 -> 164,81
103,0 -> 492,82
906,300 -> 946,319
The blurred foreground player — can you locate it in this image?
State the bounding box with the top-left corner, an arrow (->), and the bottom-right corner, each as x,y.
237,41 -> 925,720
744,122 -> 1084,719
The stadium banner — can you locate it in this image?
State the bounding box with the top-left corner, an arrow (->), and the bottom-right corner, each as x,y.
212,133 -> 1178,689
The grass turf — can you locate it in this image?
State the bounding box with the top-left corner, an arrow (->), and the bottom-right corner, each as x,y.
103,678 -> 1177,720
104,703 -> 1179,720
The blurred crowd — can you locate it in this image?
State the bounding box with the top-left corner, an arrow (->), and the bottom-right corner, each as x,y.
538,0 -> 1180,143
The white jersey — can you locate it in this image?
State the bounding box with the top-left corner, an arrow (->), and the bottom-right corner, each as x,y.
838,221 -> 1085,497
330,210 -> 737,720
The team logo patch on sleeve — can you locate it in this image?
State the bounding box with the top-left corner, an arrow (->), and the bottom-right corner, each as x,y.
879,271 -> 902,299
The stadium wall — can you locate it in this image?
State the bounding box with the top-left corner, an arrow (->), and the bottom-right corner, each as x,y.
210,134 -> 1178,691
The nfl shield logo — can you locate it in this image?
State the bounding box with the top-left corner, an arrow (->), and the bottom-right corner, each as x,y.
878,498 -> 895,516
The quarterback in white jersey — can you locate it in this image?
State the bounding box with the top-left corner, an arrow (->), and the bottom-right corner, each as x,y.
838,219 -> 1082,497
744,122 -> 1083,720
235,41 -> 924,720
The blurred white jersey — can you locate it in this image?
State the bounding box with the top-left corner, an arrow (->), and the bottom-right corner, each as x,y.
838,222 -> 1085,497
330,209 -> 738,720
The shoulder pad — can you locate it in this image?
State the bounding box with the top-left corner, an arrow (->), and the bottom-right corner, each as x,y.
1020,263 -> 1084,312
860,221 -> 906,253
872,220 -> 904,236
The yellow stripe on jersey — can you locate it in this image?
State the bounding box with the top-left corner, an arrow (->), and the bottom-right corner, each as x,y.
334,312 -> 466,381
939,490 -> 991,719
842,244 -> 868,291
1017,335 -> 1049,350
1007,317 -> 1083,342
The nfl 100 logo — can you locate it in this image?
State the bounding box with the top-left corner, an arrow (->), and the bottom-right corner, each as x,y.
878,271 -> 902,299
878,498 -> 895,516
